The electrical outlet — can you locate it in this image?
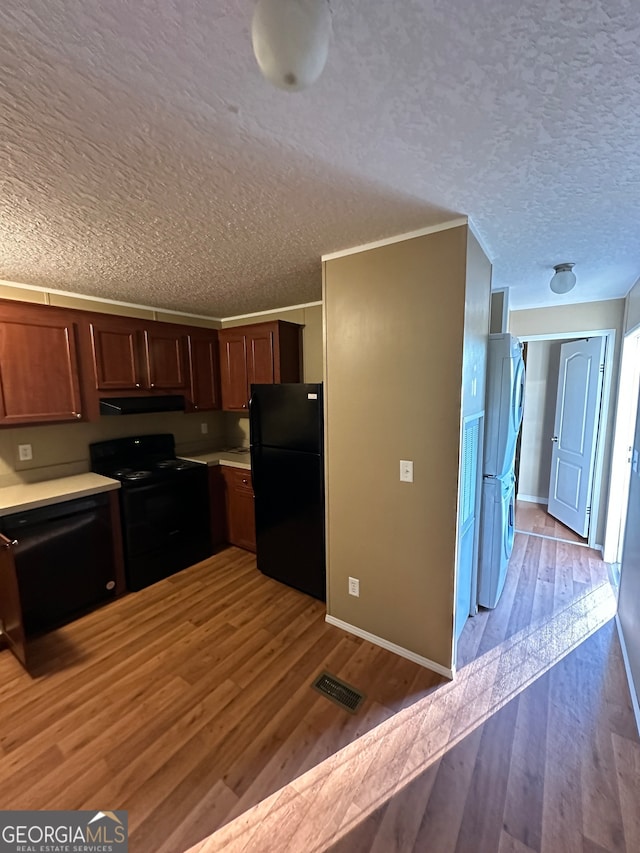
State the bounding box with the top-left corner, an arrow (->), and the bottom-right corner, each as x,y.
201,422 -> 208,435
400,460 -> 413,482
348,576 -> 360,597
18,444 -> 33,462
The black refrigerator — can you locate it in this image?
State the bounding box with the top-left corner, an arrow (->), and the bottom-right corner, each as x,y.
249,383 -> 325,601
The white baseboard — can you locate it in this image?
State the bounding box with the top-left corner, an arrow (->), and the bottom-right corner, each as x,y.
516,494 -> 548,504
615,613 -> 640,738
325,615 -> 454,680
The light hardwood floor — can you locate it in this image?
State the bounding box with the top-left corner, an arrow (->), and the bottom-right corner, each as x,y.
515,499 -> 587,545
0,537 -> 637,853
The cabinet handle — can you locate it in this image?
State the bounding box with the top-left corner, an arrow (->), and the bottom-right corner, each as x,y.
106,580 -> 116,590
194,405 -> 198,410
135,383 -> 141,388
150,383 -> 155,389
75,413 -> 82,419
2,539 -> 18,548
242,478 -> 248,484
242,403 -> 247,409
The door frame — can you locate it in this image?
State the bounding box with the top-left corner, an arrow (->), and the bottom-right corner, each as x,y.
517,327 -> 616,552
603,322 -> 640,563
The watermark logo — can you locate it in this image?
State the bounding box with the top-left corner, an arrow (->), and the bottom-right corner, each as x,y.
0,810 -> 128,852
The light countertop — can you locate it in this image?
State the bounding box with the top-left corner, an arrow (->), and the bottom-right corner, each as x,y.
0,473 -> 120,517
180,450 -> 251,471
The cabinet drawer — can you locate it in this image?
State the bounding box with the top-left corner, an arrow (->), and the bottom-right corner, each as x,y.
223,467 -> 253,493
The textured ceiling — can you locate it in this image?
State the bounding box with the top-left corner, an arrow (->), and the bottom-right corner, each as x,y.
1,1 -> 639,317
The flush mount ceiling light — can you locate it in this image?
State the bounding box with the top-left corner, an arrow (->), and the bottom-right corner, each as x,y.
251,0 -> 332,92
549,263 -> 577,294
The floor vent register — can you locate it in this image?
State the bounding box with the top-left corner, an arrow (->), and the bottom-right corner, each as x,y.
311,671 -> 365,714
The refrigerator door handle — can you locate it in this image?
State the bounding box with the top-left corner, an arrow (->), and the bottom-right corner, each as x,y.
248,391 -> 261,448
250,445 -> 259,494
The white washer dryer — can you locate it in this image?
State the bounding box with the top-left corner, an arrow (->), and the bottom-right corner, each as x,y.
483,334 -> 525,479
477,333 -> 525,609
478,473 -> 516,609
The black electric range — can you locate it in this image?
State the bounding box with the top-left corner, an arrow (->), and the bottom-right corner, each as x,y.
90,434 -> 211,591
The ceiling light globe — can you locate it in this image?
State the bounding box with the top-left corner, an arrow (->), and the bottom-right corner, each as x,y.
550,263 -> 576,294
252,0 -> 332,92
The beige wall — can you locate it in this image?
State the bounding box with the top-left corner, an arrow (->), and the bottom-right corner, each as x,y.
510,299 -> 625,545
509,299 -> 624,339
0,279 -> 222,326
324,225 -> 470,671
0,411 -> 226,488
625,277 -> 640,334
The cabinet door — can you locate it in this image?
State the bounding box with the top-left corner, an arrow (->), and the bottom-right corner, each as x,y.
0,306 -> 84,425
0,534 -> 27,669
187,329 -> 221,411
223,468 -> 256,551
247,326 -> 276,387
89,317 -> 141,390
144,327 -> 189,391
219,330 -> 250,411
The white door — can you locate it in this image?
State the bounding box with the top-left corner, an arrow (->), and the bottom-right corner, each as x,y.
547,337 -> 606,537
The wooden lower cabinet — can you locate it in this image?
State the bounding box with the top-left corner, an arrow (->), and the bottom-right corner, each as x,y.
0,534 -> 27,669
221,467 -> 256,552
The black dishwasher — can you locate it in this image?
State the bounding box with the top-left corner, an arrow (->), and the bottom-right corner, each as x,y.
0,493 -> 117,635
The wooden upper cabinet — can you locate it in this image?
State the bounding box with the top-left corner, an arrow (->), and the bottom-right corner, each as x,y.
144,327 -> 188,392
187,329 -> 221,412
219,321 -> 302,412
90,317 -> 140,391
219,330 -> 250,411
87,315 -> 188,394
0,301 -> 84,425
247,326 -> 276,387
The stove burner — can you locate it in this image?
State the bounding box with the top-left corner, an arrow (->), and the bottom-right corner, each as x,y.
156,459 -> 192,471
112,468 -> 133,478
124,470 -> 154,481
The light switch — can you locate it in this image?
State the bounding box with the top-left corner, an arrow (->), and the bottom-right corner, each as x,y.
400,460 -> 413,482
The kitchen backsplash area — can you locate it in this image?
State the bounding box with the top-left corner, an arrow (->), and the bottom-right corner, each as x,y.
0,410 -> 227,488
224,413 -> 251,449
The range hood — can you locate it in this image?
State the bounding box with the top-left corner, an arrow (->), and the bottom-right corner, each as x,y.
99,395 -> 186,416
